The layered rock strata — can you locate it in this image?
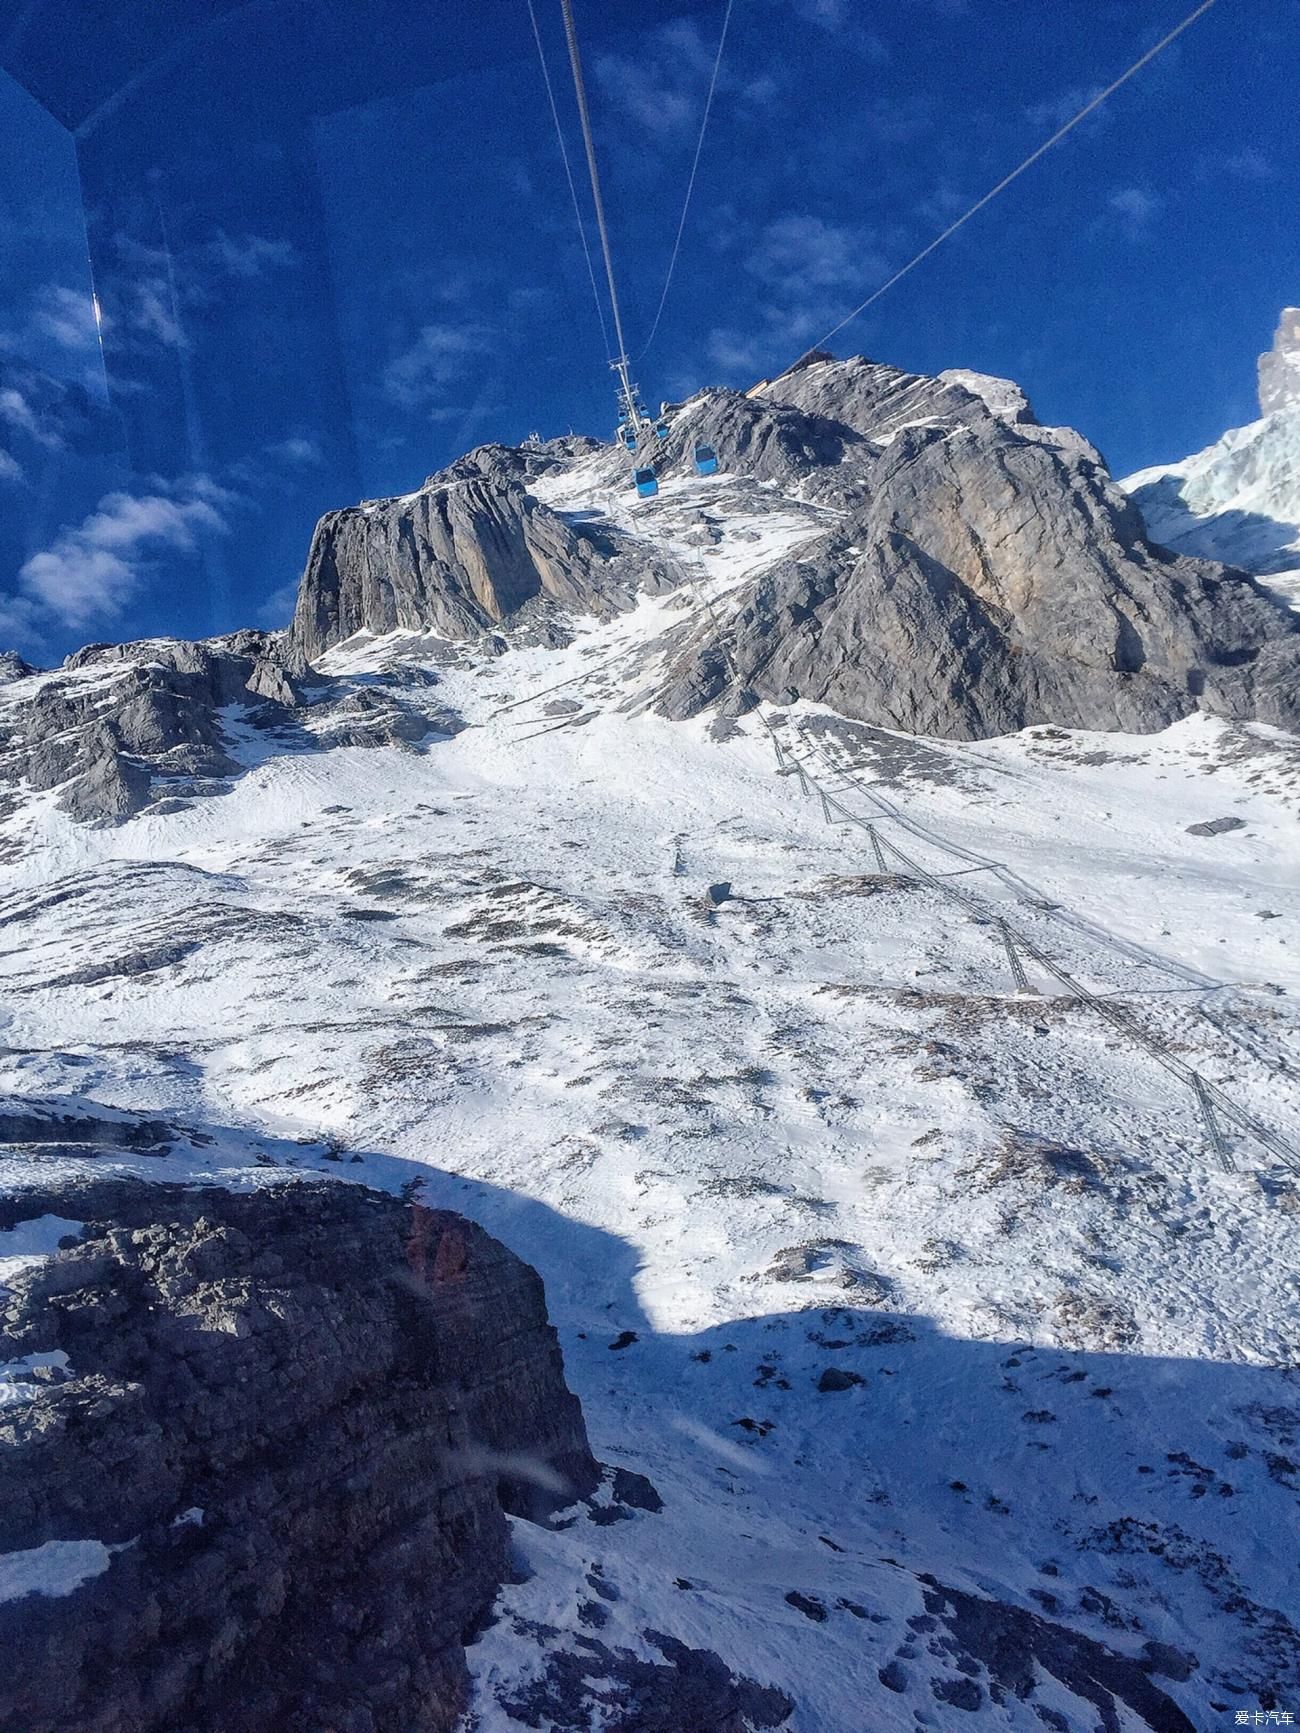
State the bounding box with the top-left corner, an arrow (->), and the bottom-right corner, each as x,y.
289,445 -> 661,661
0,1177 -> 598,1733
0,634 -> 299,824
289,354 -> 1300,740
655,364 -> 1300,736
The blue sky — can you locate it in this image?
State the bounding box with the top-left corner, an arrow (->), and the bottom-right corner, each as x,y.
1,0 -> 1298,663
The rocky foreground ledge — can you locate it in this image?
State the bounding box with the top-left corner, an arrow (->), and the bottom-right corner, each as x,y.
0,1177 -> 598,1733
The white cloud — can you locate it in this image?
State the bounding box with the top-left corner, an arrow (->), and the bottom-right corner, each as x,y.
1,388 -> 40,439
595,19 -> 717,140
31,285 -> 102,353
16,484 -> 229,630
254,578 -> 301,629
266,436 -> 323,466
1109,187 -> 1161,229
794,0 -> 846,22
1221,148 -> 1274,182
0,447 -> 24,483
207,231 -> 297,280
790,0 -> 889,58
706,214 -> 892,380
744,214 -> 883,294
0,591 -> 40,645
1025,85 -> 1105,134
382,322 -> 492,411
95,229 -> 298,352
705,328 -> 767,377
131,279 -> 186,348
0,386 -> 63,449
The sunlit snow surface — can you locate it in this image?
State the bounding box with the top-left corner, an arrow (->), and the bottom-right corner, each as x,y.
2,469 -> 1300,1727
0,1539 -> 113,1603
0,1213 -> 82,1289
1123,407 -> 1300,609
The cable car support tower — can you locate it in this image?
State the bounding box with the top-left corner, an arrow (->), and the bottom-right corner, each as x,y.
557,0 -> 664,490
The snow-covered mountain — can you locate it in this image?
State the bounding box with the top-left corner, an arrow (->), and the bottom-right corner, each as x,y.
4,349 -> 1300,1731
1123,309 -> 1300,608
1258,306 -> 1300,417
292,355 -> 1300,742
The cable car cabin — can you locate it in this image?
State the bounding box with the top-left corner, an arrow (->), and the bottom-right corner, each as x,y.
633,467 -> 658,498
619,424 -> 638,452
693,441 -> 718,476
654,420 -> 669,441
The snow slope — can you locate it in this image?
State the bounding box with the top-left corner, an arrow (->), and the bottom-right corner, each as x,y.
3,463 -> 1300,1730
1123,408 -> 1300,609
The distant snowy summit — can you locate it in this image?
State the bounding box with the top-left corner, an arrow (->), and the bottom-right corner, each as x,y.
1122,308 -> 1300,600
1258,305 -> 1300,416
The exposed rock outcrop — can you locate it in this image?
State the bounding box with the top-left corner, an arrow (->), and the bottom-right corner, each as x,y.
646,386 -> 873,504
1258,306 -> 1300,416
757,351 -> 1105,467
499,1631 -> 797,1731
0,651 -> 36,684
0,634 -> 304,824
286,350 -> 1300,742
657,362 -> 1300,737
907,1576 -> 1196,1732
0,1175 -> 598,1733
289,450 -> 654,661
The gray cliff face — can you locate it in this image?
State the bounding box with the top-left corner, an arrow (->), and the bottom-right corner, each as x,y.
1258,306 -> 1300,415
0,632 -> 464,826
756,351 -> 1108,467
284,350 -> 1300,744
17,350 -> 1300,791
0,1176 -> 598,1733
0,635 -> 300,825
755,351 -> 997,443
652,385 -> 873,503
656,365 -> 1300,738
290,446 -> 651,662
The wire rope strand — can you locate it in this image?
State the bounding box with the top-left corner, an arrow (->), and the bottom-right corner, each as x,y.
525,0 -> 612,358
559,0 -> 633,366
790,0 -> 1220,368
635,0 -> 734,362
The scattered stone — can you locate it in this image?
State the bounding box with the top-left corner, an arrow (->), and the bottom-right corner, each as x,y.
816,1368 -> 864,1393
1186,815 -> 1247,837
932,1675 -> 983,1712
497,1628 -> 794,1730
610,1468 -> 663,1513
784,1591 -> 827,1623
919,1575 -> 1195,1732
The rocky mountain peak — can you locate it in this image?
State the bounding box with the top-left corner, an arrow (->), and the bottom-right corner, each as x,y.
8,347 -> 1300,837
1122,311 -> 1300,597
1258,305 -> 1300,415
